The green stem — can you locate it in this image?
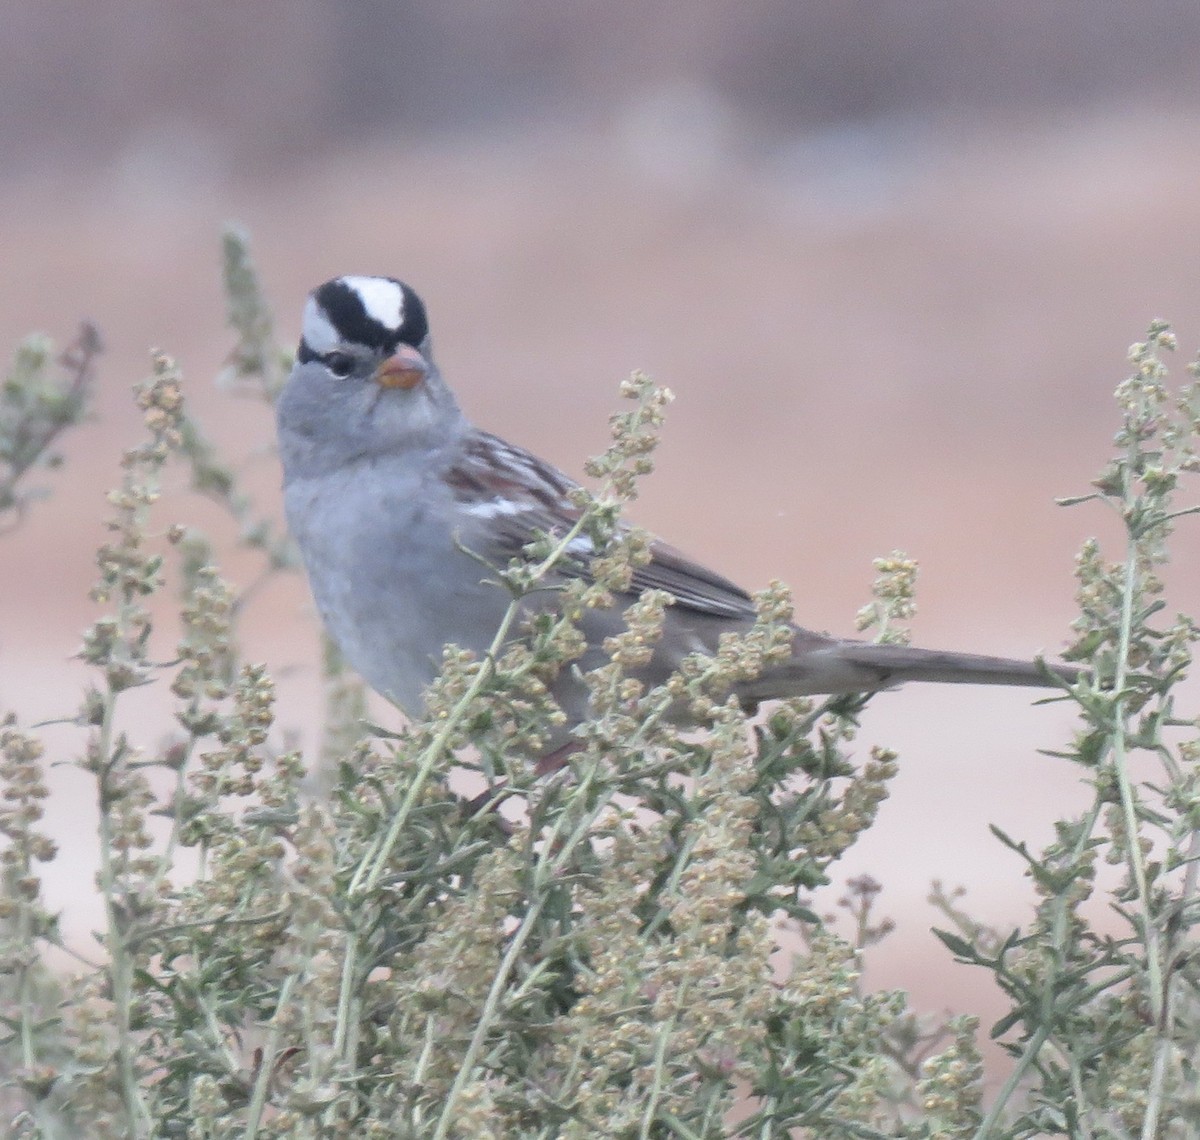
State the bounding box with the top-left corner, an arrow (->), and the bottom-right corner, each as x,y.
350,513 -> 591,899
974,803 -> 1103,1137
640,1006 -> 680,1138
332,592 -> 526,1064
356,603 -> 519,897
335,514 -> 596,1065
95,689 -> 151,1138
1110,541 -> 1164,1029
431,773 -> 613,1139
1067,1054 -> 1094,1140
429,893 -> 550,1140
1141,1035 -> 1171,1140
16,855 -> 36,1073
973,1024 -> 1050,1139
242,973 -> 297,1139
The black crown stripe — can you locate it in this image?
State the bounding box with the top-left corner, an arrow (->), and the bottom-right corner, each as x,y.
306,277 -> 429,357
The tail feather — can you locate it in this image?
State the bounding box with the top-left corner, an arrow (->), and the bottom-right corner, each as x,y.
835,643 -> 1080,688
741,637 -> 1081,701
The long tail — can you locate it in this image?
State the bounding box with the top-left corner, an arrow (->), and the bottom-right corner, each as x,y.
741,633 -> 1082,701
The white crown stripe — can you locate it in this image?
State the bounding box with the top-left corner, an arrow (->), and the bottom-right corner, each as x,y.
342,276 -> 405,331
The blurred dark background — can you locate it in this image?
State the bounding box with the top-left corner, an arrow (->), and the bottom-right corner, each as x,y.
3,3 -> 1199,1057
6,3 -> 1200,170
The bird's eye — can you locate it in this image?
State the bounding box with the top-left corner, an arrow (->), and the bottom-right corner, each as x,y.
323,351 -> 355,379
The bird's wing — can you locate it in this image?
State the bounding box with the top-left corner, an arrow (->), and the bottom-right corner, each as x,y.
630,538 -> 757,619
445,430 -> 758,620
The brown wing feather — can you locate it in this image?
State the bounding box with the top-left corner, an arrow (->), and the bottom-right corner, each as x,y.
632,540 -> 757,619
447,430 -> 758,620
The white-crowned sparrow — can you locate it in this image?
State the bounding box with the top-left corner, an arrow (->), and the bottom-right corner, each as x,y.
277,275 -> 1078,748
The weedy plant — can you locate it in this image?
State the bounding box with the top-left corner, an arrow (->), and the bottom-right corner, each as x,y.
0,234 -> 1198,1138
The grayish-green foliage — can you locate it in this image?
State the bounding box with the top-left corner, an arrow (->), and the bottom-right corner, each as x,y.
1,233 -> 1198,1137
0,324 -> 97,532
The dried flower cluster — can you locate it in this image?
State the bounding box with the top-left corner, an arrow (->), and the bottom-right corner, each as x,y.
0,242 -> 1198,1138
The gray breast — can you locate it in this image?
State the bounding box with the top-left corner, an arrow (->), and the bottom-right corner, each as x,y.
285,459 -> 514,715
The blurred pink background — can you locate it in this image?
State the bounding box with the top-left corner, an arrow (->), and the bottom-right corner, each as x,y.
3,4 -> 1200,1058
